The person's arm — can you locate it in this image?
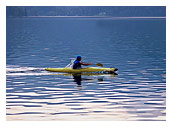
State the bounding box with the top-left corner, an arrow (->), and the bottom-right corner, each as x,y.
81,62 -> 93,66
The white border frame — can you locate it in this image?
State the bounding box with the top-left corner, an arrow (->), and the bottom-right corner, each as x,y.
1,0 -> 170,127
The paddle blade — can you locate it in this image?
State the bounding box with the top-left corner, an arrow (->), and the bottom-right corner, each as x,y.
96,63 -> 103,67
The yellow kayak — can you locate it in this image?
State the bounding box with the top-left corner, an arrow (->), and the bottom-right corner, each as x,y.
45,67 -> 117,73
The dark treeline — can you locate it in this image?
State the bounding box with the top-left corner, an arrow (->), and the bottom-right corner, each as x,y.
6,6 -> 166,17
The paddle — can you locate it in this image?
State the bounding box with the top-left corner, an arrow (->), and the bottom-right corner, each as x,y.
95,63 -> 103,67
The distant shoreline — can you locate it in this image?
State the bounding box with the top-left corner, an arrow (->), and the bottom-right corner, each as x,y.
8,16 -> 166,19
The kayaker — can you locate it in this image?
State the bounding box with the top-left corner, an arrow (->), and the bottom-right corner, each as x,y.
73,55 -> 93,69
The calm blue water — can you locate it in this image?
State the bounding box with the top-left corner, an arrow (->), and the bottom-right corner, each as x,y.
6,17 -> 166,121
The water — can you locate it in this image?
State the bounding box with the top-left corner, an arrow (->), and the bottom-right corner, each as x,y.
6,17 -> 166,121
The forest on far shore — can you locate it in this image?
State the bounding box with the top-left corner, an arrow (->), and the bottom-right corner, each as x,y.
6,6 -> 166,17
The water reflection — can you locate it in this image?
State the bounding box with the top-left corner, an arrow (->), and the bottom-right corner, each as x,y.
6,71 -> 165,121
73,73 -> 82,86
72,73 -> 116,90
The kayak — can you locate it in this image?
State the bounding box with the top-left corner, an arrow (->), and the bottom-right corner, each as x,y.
45,67 -> 118,73
45,67 -> 117,73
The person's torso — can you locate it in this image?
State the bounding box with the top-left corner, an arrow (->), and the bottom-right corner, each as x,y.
73,60 -> 81,69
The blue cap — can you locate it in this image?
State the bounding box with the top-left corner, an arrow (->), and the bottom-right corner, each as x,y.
76,55 -> 82,60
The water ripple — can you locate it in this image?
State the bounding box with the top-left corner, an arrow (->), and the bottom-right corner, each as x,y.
6,17 -> 166,121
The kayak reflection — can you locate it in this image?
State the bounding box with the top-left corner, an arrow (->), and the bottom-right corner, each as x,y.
72,73 -> 102,90
72,72 -> 117,90
48,72 -> 117,90
73,73 -> 82,85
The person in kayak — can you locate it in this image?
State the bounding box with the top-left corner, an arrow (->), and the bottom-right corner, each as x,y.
73,55 -> 93,69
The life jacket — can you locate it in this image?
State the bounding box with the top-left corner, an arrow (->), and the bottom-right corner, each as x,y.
73,60 -> 81,69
